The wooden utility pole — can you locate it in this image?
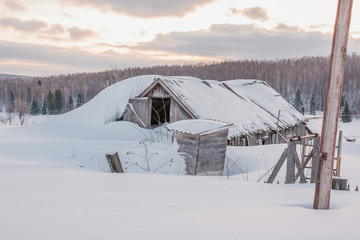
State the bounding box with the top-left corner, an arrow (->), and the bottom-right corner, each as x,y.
313,0 -> 353,209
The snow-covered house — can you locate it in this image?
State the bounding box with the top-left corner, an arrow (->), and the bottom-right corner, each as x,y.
123,76 -> 306,146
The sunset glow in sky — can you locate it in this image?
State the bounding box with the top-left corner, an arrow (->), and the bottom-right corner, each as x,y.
1,0 -> 360,76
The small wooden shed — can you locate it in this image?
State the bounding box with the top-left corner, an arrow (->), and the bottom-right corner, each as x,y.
167,119 -> 233,176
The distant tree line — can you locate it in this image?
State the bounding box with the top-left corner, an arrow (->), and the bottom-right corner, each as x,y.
1,53 -> 359,122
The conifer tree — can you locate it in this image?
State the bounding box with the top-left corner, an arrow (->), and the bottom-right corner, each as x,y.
68,95 -> 74,110
26,87 -> 32,106
76,93 -> 84,108
341,101 -> 353,123
9,90 -> 15,107
46,90 -> 55,114
54,89 -> 64,114
30,99 -> 40,115
340,95 -> 345,109
292,89 -> 304,113
41,100 -> 47,115
310,94 -> 316,115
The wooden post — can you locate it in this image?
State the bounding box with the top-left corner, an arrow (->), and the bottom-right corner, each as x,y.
286,140 -> 296,184
335,131 -> 343,177
311,136 -> 321,183
275,110 -> 281,144
301,138 -> 306,165
106,152 -> 124,173
313,0 -> 353,209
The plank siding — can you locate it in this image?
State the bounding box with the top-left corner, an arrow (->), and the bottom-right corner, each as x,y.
123,98 -> 151,128
175,132 -> 199,175
174,128 -> 228,176
148,85 -> 170,98
197,129 -> 228,175
170,100 -> 192,123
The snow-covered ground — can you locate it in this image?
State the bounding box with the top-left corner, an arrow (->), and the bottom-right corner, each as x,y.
1,77 -> 359,240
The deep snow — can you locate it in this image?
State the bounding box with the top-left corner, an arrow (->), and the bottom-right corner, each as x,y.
0,76 -> 360,240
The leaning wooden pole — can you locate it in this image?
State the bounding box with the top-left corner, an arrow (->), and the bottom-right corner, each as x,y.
313,0 -> 353,210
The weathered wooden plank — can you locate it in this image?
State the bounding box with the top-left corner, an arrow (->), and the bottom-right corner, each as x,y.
286,141 -> 295,184
175,132 -> 199,141
177,139 -> 199,148
106,152 -> 124,173
200,135 -> 229,141
196,132 -> 227,175
267,148 -> 288,183
295,149 -> 313,181
127,98 -> 151,127
175,131 -> 196,138
292,148 -> 307,183
149,85 -> 171,98
335,130 -> 343,177
311,136 -> 320,183
170,100 -> 192,123
332,177 -> 348,190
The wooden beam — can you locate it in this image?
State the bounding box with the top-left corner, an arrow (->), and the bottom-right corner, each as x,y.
335,130 -> 343,177
286,141 -> 296,184
311,136 -> 321,183
292,148 -> 307,183
126,103 -> 146,128
106,152 -> 124,173
267,148 -> 288,183
295,149 -> 314,181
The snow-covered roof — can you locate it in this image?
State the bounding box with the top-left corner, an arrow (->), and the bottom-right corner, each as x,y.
166,119 -> 233,135
141,76 -> 306,138
223,80 -> 305,127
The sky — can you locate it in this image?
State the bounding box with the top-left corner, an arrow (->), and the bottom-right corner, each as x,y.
0,0 -> 359,76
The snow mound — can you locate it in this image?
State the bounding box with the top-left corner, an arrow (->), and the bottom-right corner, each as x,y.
52,75 -> 156,126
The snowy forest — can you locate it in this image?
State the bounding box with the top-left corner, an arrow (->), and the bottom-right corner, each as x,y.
1,53 -> 360,117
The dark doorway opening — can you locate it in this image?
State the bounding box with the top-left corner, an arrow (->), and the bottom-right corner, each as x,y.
151,98 -> 171,125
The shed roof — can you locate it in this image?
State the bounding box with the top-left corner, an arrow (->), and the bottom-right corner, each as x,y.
166,119 -> 233,135
140,76 -> 305,138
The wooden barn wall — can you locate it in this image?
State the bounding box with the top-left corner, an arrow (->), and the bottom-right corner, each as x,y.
147,85 -> 170,98
227,122 -> 306,147
123,98 -> 151,128
170,100 -> 192,123
174,132 -> 199,175
197,129 -> 228,175
145,84 -> 192,123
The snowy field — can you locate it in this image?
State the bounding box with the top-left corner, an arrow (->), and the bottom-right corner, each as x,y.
1,77 -> 360,240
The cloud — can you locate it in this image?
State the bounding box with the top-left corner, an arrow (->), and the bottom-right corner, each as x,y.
0,17 -> 96,41
4,1 -> 27,12
61,0 -> 215,18
68,27 -> 98,41
0,41 -> 113,70
2,24 -> 360,76
0,41 -> 179,75
230,7 -> 269,22
0,17 -> 48,32
49,24 -> 66,34
275,23 -> 300,32
133,24 -> 360,60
